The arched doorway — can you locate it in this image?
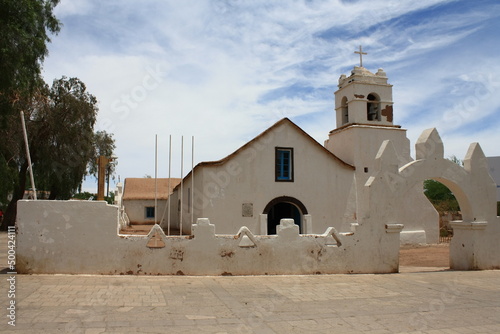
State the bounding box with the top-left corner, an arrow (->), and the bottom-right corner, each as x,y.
263,196 -> 307,235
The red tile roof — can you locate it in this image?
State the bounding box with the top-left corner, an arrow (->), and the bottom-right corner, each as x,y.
123,178 -> 181,200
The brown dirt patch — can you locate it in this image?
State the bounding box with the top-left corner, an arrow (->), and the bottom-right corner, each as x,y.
399,244 -> 449,267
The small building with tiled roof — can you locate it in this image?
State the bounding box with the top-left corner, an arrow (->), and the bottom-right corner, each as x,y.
122,178 -> 181,224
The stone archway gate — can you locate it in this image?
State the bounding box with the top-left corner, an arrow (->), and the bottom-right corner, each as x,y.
359,128 -> 500,270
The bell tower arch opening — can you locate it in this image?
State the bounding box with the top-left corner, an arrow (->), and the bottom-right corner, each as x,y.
367,93 -> 381,121
341,96 -> 349,125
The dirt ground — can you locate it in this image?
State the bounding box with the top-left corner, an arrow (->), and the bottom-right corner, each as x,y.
399,243 -> 450,267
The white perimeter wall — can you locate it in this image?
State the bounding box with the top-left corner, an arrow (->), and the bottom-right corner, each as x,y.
16,200 -> 403,275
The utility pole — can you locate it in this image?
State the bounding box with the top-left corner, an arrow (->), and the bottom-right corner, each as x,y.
97,155 -> 114,201
20,111 -> 37,200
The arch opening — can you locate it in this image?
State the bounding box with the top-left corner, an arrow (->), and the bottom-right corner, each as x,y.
367,93 -> 380,121
263,196 -> 307,235
341,96 -> 349,125
423,179 -> 461,243
399,157 -> 474,223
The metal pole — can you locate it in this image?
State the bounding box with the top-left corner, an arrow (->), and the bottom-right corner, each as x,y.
180,136 -> 183,236
97,156 -> 107,201
20,111 -> 37,200
167,135 -> 172,235
106,165 -> 110,197
191,136 -> 194,224
154,134 -> 158,224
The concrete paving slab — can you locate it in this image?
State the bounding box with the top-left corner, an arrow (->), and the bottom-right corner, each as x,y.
1,232 -> 500,333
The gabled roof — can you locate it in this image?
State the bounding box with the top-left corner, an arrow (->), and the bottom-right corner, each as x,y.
174,118 -> 354,191
123,178 -> 181,200
200,117 -> 354,168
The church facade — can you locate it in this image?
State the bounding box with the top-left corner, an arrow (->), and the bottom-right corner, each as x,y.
168,118 -> 356,236
166,65 -> 439,244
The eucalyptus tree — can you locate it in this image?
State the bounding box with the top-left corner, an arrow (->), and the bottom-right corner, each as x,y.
1,77 -> 116,228
0,0 -> 61,121
0,0 -> 61,228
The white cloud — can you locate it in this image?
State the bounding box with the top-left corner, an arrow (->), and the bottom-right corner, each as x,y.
53,0 -> 95,16
42,0 -> 500,192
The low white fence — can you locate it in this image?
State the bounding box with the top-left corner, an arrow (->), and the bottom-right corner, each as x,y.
16,200 -> 403,275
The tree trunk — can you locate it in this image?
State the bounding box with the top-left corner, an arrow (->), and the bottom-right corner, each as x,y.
48,185 -> 58,200
0,161 -> 28,230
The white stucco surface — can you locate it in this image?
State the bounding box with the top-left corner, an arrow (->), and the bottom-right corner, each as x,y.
487,156 -> 500,201
15,130 -> 500,275
325,130 -> 437,243
123,199 -> 167,224
17,200 -> 403,275
168,119 -> 355,236
362,129 -> 500,270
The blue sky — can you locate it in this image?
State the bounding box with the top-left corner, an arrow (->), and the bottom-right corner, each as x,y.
41,0 -> 500,192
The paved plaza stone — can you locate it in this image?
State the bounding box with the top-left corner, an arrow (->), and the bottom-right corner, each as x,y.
2,233 -> 500,333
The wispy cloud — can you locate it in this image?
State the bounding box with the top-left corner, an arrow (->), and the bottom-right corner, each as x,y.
43,0 -> 500,189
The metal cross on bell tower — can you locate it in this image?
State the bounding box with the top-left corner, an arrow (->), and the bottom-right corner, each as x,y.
354,45 -> 367,67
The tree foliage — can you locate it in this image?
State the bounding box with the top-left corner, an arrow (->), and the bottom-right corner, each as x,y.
0,1 -> 120,229
72,191 -> 115,205
88,130 -> 117,179
1,0 -> 62,226
0,0 -> 61,121
0,77 -> 116,228
423,179 -> 460,212
32,77 -> 100,199
423,156 -> 463,213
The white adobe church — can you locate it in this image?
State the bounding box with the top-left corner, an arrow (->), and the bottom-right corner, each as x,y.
166,58 -> 438,244
17,50 -> 499,275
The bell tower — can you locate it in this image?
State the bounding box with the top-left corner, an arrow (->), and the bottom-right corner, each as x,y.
325,47 -> 440,244
325,46 -> 410,171
334,52 -> 394,128
324,46 -> 412,234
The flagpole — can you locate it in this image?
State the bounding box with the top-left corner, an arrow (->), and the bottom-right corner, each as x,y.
154,134 -> 158,224
167,135 -> 172,235
180,136 -> 183,236
191,136 -> 194,224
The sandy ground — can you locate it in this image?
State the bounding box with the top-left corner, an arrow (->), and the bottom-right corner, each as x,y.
399,243 -> 450,267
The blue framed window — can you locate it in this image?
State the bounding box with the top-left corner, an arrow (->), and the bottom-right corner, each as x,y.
275,148 -> 293,182
145,207 -> 155,219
